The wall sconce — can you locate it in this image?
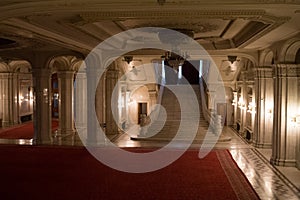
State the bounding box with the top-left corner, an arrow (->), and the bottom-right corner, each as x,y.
265,108 -> 273,119
124,56 -> 133,64
247,102 -> 256,114
238,99 -> 246,110
290,115 -> 300,127
43,88 -> 48,103
232,99 -> 237,106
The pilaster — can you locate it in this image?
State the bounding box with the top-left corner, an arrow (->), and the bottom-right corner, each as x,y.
253,67 -> 273,148
57,70 -> 76,143
240,71 -> 248,137
271,64 -> 300,167
0,72 -> 20,126
232,91 -> 238,129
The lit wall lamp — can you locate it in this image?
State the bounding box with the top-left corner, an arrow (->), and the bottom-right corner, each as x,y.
232,99 -> 237,106
238,98 -> 246,110
290,115 -> 300,127
267,109 -> 273,115
247,102 -> 256,114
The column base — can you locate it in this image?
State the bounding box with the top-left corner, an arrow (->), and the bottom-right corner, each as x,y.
54,129 -> 76,145
32,138 -> 53,145
253,142 -> 272,149
296,160 -> 300,170
270,157 -> 296,167
2,121 -> 15,127
85,138 -> 108,146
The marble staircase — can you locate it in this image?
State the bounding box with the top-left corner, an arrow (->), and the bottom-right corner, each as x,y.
132,84 -> 230,143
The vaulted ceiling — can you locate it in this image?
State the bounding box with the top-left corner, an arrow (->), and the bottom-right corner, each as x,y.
0,0 -> 299,57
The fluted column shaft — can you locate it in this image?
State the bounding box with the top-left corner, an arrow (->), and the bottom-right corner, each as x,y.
271,64 -> 300,167
57,71 -> 76,142
0,73 -> 19,126
32,68 -> 52,144
105,67 -> 119,135
74,69 -> 87,129
253,67 -> 273,148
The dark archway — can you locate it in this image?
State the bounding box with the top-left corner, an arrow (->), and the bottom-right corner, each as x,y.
182,60 -> 199,84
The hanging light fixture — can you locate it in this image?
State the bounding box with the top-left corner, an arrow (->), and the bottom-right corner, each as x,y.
228,55 -> 237,64
123,56 -> 133,64
157,0 -> 166,6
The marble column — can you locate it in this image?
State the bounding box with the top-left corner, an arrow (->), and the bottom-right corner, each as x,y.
0,74 -> 2,127
125,91 -> 130,127
57,70 -> 76,143
297,124 -> 300,169
240,72 -> 248,137
0,72 -> 19,126
105,67 -> 119,136
271,64 -> 299,167
32,68 -> 52,144
74,68 -> 87,130
297,77 -> 300,170
232,91 -> 238,129
253,67 -> 273,148
85,55 -> 106,146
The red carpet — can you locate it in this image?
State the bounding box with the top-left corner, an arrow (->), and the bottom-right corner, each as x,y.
0,120 -> 59,139
0,145 -> 259,200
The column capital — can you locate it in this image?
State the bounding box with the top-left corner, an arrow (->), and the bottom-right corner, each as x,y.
254,66 -> 273,79
274,64 -> 300,78
57,70 -> 75,79
32,68 -> 51,77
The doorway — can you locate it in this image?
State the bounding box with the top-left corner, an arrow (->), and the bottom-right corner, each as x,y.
138,103 -> 147,124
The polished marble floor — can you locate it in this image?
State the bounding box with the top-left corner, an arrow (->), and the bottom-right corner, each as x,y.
0,126 -> 299,200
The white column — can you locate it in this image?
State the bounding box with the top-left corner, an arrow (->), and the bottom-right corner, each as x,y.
239,72 -> 248,137
105,67 -> 119,135
271,64 -> 299,167
85,55 -> 106,146
125,90 -> 130,127
0,73 -> 20,126
57,71 -> 76,143
32,68 -> 52,144
74,69 -> 87,129
253,67 -> 273,148
232,91 -> 238,128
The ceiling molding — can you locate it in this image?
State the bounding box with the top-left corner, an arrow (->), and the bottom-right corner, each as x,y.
79,10 -> 268,22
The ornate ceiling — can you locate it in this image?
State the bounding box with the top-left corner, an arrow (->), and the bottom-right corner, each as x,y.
0,0 -> 298,56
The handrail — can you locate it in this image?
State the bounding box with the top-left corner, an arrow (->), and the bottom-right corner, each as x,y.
199,78 -> 216,132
